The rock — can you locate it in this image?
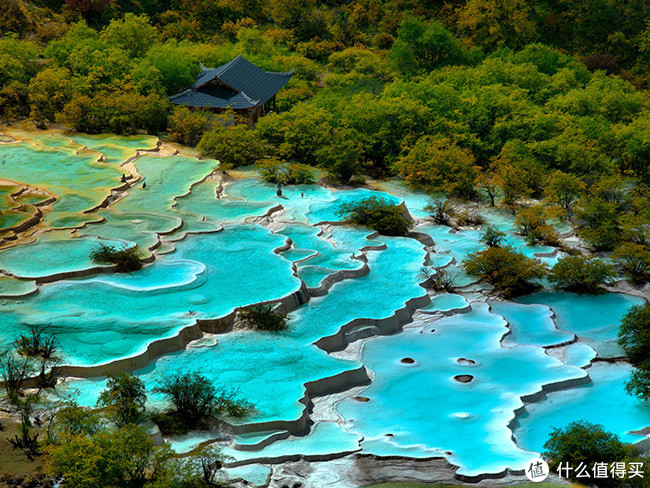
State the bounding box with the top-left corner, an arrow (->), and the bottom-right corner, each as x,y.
453,374 -> 474,383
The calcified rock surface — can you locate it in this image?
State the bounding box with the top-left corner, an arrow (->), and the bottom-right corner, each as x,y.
0,128 -> 649,487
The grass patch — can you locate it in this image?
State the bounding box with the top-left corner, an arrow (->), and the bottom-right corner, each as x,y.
90,244 -> 142,272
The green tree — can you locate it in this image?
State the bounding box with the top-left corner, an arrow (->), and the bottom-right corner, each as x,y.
457,0 -> 538,50
168,106 -> 213,146
48,402 -> 102,444
144,41 -> 199,95
544,170 -> 586,212
613,242 -> 650,284
45,425 -> 169,488
315,128 -> 362,183
198,123 -> 266,168
543,420 -> 636,487
549,255 -> 615,293
389,17 -> 467,75
618,303 -> 650,401
514,205 -> 560,245
480,226 -> 506,248
98,372 -> 147,427
395,135 -> 478,199
28,67 -> 72,125
462,246 -> 547,297
154,372 -> 218,426
101,13 -> 158,58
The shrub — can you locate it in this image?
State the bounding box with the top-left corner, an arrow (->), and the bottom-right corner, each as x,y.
543,420 -> 637,487
98,372 -> 147,427
618,303 -> 650,401
480,226 -> 506,248
425,198 -> 454,226
256,158 -> 315,185
613,242 -> 650,284
336,196 -> 411,236
239,304 -> 288,331
549,255 -> 615,293
514,205 -> 559,245
154,372 -> 217,426
462,246 -> 547,297
454,209 -> 485,227
419,267 -> 455,292
90,244 -> 142,272
14,323 -> 56,359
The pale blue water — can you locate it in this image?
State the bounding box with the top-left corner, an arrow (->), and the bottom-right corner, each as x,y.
420,293 -> 469,313
336,303 -> 587,476
489,301 -> 574,347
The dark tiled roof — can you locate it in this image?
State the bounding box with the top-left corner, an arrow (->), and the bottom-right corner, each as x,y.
170,55 -> 293,109
169,85 -> 258,109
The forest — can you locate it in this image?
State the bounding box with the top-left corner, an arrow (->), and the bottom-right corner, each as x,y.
1,0 -> 650,270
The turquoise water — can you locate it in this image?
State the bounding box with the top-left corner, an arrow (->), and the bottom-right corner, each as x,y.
514,362 -> 650,449
489,301 -> 574,347
0,233 -> 126,278
336,303 -> 587,476
0,225 -> 300,365
1,131 -> 648,480
0,139 -> 123,228
517,292 -> 645,357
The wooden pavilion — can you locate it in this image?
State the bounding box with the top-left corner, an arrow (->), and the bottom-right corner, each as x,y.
168,55 -> 293,123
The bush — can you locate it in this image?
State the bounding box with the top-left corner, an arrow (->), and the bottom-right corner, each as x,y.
336,196 -> 411,236
549,255 -> 615,293
543,420 -> 637,487
154,372 -> 217,427
618,303 -> 650,401
239,304 -> 288,331
480,226 -> 506,248
454,209 -> 485,227
613,242 -> 650,284
98,372 -> 147,427
14,323 -> 56,359
425,198 -> 454,226
462,246 -> 547,297
419,267 -> 455,292
256,158 -> 315,185
514,205 -> 559,245
90,244 -> 142,272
